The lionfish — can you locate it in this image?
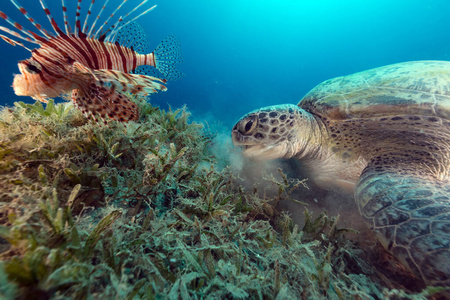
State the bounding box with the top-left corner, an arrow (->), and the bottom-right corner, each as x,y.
0,0 -> 182,123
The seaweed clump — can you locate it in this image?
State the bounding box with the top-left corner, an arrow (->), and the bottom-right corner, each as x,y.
0,98 -> 442,299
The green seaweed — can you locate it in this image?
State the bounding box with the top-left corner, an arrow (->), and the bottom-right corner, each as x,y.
0,97 -> 445,299
14,99 -> 73,121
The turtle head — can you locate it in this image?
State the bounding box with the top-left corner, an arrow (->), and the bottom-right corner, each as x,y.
232,104 -> 320,160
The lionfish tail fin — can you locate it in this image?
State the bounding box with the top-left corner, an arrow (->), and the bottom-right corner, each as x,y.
153,35 -> 184,81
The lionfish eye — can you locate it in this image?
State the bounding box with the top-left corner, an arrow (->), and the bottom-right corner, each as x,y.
21,60 -> 41,74
239,115 -> 258,135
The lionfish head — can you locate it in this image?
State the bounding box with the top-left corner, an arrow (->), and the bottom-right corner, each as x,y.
13,59 -> 42,96
14,59 -> 69,99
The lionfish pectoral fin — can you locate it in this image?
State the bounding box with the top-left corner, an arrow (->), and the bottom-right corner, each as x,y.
71,83 -> 139,124
0,34 -> 19,46
72,61 -> 100,81
31,94 -> 49,103
92,69 -> 168,96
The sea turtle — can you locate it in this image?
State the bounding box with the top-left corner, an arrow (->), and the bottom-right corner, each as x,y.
231,61 -> 450,287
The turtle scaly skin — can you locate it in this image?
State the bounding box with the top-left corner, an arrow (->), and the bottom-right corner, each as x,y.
232,61 -> 450,287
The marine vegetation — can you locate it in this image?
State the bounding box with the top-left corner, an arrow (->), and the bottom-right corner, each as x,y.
0,96 -> 444,299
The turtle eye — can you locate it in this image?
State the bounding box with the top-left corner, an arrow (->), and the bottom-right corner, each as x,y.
239,116 -> 258,135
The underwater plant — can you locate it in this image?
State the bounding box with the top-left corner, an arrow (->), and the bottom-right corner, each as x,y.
0,96 -> 443,299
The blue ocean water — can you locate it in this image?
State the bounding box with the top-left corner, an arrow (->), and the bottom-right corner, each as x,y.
0,0 -> 449,129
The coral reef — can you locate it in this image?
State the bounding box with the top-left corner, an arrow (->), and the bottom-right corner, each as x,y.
0,97 -> 444,299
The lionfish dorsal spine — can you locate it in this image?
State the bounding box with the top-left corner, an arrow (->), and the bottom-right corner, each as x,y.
74,0 -> 82,37
105,0 -> 151,42
9,0 -> 52,39
87,0 -> 110,38
61,0 -> 70,35
0,33 -> 31,51
107,2 -> 156,42
0,25 -> 37,45
3,0 -> 160,45
104,16 -> 124,43
82,0 -> 96,34
94,0 -> 128,39
0,9 -> 42,48
38,0 -> 64,36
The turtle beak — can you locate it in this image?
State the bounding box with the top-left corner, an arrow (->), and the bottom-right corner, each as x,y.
231,128 -> 289,160
231,127 -> 257,147
242,143 -> 290,160
231,129 -> 245,145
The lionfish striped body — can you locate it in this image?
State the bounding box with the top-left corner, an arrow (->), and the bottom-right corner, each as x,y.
0,0 -> 182,123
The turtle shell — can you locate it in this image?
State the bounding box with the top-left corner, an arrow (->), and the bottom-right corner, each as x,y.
299,61 -> 450,121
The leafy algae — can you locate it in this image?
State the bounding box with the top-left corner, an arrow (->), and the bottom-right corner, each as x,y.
0,97 -> 444,299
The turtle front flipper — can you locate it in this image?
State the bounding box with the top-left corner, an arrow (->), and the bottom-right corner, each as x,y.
355,163 -> 450,287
